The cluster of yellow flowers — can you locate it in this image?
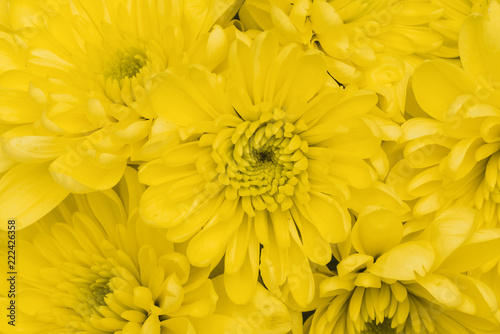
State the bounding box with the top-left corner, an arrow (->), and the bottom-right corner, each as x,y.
1,0 -> 500,333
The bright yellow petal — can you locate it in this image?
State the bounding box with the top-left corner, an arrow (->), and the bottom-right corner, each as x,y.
50,153 -> 127,193
0,162 -> 68,229
368,242 -> 435,281
459,0 -> 500,81
412,60 -> 475,121
440,229 -> 500,273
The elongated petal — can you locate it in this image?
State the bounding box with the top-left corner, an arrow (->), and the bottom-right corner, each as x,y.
425,207 -> 475,267
440,229 -> 500,273
0,163 -> 68,229
186,205 -> 243,267
50,153 -> 127,193
301,193 -> 350,243
460,0 -> 500,82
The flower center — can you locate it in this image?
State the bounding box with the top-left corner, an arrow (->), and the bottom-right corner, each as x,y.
361,319 -> 396,334
212,111 -> 310,212
254,147 -> 276,164
89,277 -> 112,307
104,48 -> 147,81
75,263 -> 116,319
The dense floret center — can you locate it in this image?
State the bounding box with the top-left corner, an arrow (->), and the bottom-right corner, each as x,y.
105,48 -> 147,80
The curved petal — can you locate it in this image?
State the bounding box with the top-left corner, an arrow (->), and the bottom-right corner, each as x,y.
301,193 -> 350,243
368,241 -> 435,281
50,153 -> 127,193
407,274 -> 464,308
186,204 -> 243,267
440,229 -> 500,273
209,275 -> 293,333
160,317 -> 196,334
0,162 -> 68,229
425,207 -> 475,268
459,0 -> 500,82
445,137 -> 484,180
352,207 -> 403,258
412,60 -> 475,121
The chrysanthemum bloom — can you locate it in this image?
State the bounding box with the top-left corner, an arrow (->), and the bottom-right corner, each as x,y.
0,168 -> 216,333
308,206 -> 500,333
262,181 -> 411,313
0,0 -> 235,229
238,0 -> 457,121
387,0 -> 500,227
0,167 -> 296,333
138,31 -> 386,307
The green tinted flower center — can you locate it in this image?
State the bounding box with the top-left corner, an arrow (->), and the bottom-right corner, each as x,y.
105,48 -> 147,81
362,319 -> 396,334
212,112 -> 310,212
90,277 -> 112,307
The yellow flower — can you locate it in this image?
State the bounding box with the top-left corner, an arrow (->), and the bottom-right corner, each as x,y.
239,0 -> 462,121
139,31 -> 383,307
0,167 -> 298,334
0,168 -> 221,333
262,182 -> 411,314
0,0 -> 234,229
308,207 -> 500,333
387,0 -> 500,227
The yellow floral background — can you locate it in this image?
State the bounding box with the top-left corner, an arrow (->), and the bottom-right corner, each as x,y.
1,0 -> 500,333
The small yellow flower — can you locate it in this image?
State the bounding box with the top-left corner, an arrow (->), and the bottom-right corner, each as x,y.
308,207 -> 500,333
139,31 -> 383,307
0,0 -> 233,229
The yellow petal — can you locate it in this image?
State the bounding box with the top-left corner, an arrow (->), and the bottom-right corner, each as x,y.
141,314 -> 160,334
149,71 -> 214,126
189,314 -> 245,334
301,193 -> 350,243
310,0 -> 348,59
50,153 -> 127,193
459,0 -> 500,82
368,242 -> 434,281
286,235 -> 315,308
2,135 -> 81,163
352,207 -> 403,258
440,229 -> 500,272
282,53 -> 327,109
412,60 -> 475,121
169,280 -> 217,318
407,274 -> 464,308
224,241 -> 259,305
210,275 -> 293,333
329,156 -> 377,189
445,137 -> 484,180
160,317 -> 196,334
225,218 -> 252,274
166,193 -> 226,242
186,205 -> 243,267
0,87 -> 43,124
0,162 -> 68,229
426,207 -> 475,267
